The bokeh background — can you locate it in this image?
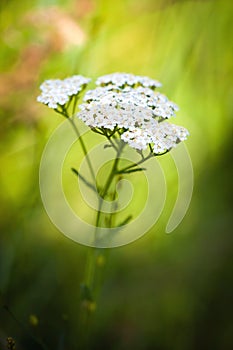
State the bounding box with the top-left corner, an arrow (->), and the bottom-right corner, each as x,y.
0,0 -> 233,349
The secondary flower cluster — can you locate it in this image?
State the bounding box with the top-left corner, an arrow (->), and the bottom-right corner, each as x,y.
37,75 -> 91,109
121,122 -> 188,152
37,73 -> 189,153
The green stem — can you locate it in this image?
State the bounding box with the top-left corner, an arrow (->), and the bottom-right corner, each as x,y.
116,149 -> 169,174
108,176 -> 119,228
68,118 -> 96,185
105,134 -> 118,151
55,107 -> 96,186
116,153 -> 153,174
79,138 -> 126,347
96,143 -> 124,228
82,141 -> 125,306
72,95 -> 79,115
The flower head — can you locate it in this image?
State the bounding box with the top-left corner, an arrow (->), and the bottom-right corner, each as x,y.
37,72 -> 189,154
77,73 -> 188,153
37,75 -> 91,109
79,86 -> 178,125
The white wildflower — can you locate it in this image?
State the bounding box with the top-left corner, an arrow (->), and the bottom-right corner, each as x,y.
76,72 -> 189,153
120,122 -> 189,153
37,75 -> 91,109
78,85 -> 178,131
37,71 -> 189,153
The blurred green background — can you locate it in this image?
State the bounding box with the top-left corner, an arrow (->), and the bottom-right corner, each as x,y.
0,0 -> 233,349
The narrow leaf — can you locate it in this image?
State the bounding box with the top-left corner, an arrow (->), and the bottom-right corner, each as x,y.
104,144 -> 112,149
71,168 -> 96,192
116,215 -> 133,227
119,167 -> 146,174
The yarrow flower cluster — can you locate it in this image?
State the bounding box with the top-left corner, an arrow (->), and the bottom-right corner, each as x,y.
37,75 -> 91,109
77,73 -> 189,153
37,72 -> 189,153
